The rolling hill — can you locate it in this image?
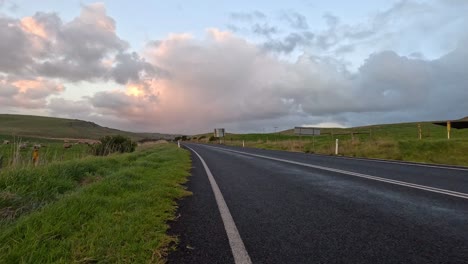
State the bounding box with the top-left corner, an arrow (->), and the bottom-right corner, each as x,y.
0,114 -> 173,141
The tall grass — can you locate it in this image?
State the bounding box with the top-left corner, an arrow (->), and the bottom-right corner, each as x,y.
0,136 -> 91,169
0,143 -> 191,263
214,134 -> 468,166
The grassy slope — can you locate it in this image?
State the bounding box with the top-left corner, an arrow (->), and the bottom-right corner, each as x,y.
0,114 -> 171,140
196,121 -> 468,166
0,143 -> 191,263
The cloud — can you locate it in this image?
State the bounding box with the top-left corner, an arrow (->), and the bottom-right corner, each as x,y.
0,0 -> 17,11
0,77 -> 64,108
34,4 -> 129,81
260,0 -> 467,57
122,27 -> 468,132
252,23 -> 278,37
263,31 -> 314,53
1,2 -> 468,134
0,17 -> 34,73
50,27 -> 457,133
0,82 -> 18,97
110,52 -> 157,85
0,3 -> 154,85
0,3 -> 162,113
229,11 -> 266,22
281,11 -> 309,29
48,98 -> 92,117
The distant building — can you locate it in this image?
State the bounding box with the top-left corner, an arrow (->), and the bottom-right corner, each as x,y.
433,116 -> 468,139
433,116 -> 468,129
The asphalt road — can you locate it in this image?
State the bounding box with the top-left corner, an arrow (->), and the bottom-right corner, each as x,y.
167,143 -> 468,264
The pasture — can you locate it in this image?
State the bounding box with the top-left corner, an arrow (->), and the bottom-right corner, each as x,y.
196,121 -> 468,166
0,135 -> 92,169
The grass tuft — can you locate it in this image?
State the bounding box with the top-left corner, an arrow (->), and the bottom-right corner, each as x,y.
0,143 -> 191,263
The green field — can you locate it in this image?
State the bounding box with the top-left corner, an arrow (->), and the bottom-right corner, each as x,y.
0,114 -> 172,141
0,114 -> 177,170
0,136 -> 91,169
196,121 -> 468,166
0,143 -> 191,263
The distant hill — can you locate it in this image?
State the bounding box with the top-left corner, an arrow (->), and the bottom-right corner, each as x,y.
195,117 -> 468,141
0,114 -> 174,141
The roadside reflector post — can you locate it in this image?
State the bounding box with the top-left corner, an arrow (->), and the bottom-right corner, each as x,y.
178,140 -> 180,148
447,121 -> 451,140
312,134 -> 315,153
242,140 -> 245,148
335,139 -> 339,155
418,123 -> 422,140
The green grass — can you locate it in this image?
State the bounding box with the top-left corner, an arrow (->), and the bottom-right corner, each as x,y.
0,143 -> 191,263
196,121 -> 468,166
0,135 -> 92,169
0,114 -> 172,140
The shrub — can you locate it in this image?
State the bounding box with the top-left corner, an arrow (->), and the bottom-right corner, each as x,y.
93,135 -> 137,156
174,136 -> 188,141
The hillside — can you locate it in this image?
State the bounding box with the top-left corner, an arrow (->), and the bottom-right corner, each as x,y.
0,114 -> 172,141
197,120 -> 468,141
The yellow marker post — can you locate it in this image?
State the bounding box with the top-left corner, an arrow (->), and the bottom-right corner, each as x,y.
32,148 -> 39,166
447,121 -> 451,140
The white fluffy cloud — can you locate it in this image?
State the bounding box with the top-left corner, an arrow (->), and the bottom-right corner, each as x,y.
0,3 -> 158,116
78,27 -> 467,133
1,1 -> 468,134
0,77 -> 63,108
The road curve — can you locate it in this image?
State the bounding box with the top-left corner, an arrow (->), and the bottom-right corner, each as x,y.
168,143 -> 468,264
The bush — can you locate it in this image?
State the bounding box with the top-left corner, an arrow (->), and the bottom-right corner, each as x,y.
174,136 -> 188,141
93,135 -> 137,156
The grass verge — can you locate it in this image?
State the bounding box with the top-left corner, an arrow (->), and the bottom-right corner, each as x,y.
203,136 -> 468,166
0,143 -> 191,263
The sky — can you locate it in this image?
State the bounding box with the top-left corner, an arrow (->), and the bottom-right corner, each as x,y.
0,0 -> 467,134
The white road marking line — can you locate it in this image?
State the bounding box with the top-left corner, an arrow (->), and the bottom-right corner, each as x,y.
205,145 -> 468,200
326,155 -> 468,172
238,146 -> 468,171
186,146 -> 252,264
